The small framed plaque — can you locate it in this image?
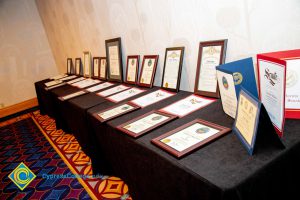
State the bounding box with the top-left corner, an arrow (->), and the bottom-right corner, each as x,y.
152,119 -> 231,158
92,57 -> 100,79
75,58 -> 82,76
83,51 -> 92,78
161,47 -> 185,92
67,58 -> 73,75
94,102 -> 140,123
99,57 -> 107,80
138,55 -> 159,88
117,110 -> 177,138
105,38 -> 123,82
194,39 -> 228,98
125,55 -> 139,84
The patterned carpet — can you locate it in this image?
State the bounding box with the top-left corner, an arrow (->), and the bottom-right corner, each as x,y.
0,111 -> 131,200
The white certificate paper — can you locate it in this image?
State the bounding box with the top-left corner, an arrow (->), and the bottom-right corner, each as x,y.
162,50 -> 181,89
286,59 -> 300,110
75,79 -> 101,89
50,74 -> 68,80
258,59 -> 285,132
127,58 -> 137,82
59,75 -> 77,81
75,59 -> 81,75
67,59 -> 71,73
160,95 -> 215,117
160,123 -> 219,152
216,70 -> 238,118
109,46 -> 120,76
86,82 -> 114,92
100,59 -> 107,78
67,77 -> 85,84
107,88 -> 145,103
140,58 -> 155,84
198,46 -> 222,93
97,85 -> 129,97
94,59 -> 99,77
131,89 -> 175,108
84,53 -> 90,77
123,113 -> 169,134
45,80 -> 63,87
71,79 -> 92,87
98,103 -> 135,120
61,91 -> 86,100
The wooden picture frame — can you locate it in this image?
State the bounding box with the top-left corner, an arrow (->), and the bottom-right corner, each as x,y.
117,110 -> 177,138
99,57 -> 107,80
194,39 -> 228,98
161,47 -> 185,92
94,102 -> 140,123
83,51 -> 92,78
138,55 -> 159,88
67,58 -> 73,75
92,57 -> 100,79
151,119 -> 231,158
75,58 -> 82,76
105,38 -> 123,82
125,55 -> 139,85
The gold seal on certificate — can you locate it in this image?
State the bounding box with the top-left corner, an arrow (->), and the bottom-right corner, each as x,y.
194,40 -> 227,98
83,51 -> 91,78
138,55 -> 159,88
105,38 -> 123,82
161,47 -> 185,92
125,55 -> 139,84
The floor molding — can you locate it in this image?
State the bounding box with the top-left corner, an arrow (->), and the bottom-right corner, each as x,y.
0,98 -> 38,118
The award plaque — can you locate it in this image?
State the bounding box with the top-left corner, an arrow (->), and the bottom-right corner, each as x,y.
105,38 -> 123,82
83,51 -> 92,78
194,40 -> 228,98
161,47 -> 185,92
125,55 -> 139,85
92,57 -> 100,79
99,57 -> 107,80
152,119 -> 230,158
67,58 -> 73,75
138,55 -> 159,88
75,58 -> 82,76
95,102 -> 140,122
117,110 -> 177,138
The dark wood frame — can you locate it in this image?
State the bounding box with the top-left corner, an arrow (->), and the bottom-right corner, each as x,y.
138,55 -> 159,88
161,47 -> 185,92
99,57 -> 107,81
92,57 -> 100,79
117,110 -> 177,138
75,58 -> 82,76
151,119 -> 231,158
125,55 -> 139,85
194,39 -> 228,98
67,58 -> 73,75
105,37 -> 123,82
83,51 -> 91,78
94,102 -> 140,123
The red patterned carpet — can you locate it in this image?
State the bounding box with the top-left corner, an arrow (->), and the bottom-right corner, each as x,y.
0,111 -> 131,200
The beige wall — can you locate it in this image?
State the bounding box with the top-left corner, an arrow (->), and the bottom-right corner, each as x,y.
0,0 -> 58,108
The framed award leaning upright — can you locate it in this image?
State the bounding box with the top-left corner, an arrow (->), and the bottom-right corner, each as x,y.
161,47 -> 185,92
92,57 -> 100,79
138,55 -> 159,88
105,38 -> 123,82
75,58 -> 82,76
125,55 -> 139,85
83,51 -> 92,78
99,57 -> 107,80
194,39 -> 228,98
67,58 -> 73,75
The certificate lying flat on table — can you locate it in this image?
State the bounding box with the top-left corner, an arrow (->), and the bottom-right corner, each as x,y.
74,79 -> 101,89
86,82 -> 114,92
96,85 -> 130,97
59,75 -> 78,81
45,79 -> 63,87
130,89 -> 175,108
67,77 -> 85,84
59,90 -> 87,101
50,74 -> 68,80
106,88 -> 145,103
160,94 -> 215,117
45,83 -> 66,90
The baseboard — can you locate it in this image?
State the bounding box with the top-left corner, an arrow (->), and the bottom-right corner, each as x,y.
0,98 -> 39,118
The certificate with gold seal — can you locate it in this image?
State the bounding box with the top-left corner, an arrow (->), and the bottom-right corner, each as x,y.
161,47 -> 184,92
125,55 -> 139,84
152,119 -> 230,158
138,55 -> 159,88
117,111 -> 177,138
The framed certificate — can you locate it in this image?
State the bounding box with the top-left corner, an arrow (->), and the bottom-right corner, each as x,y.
75,58 -> 82,76
92,57 -> 100,79
95,102 -> 140,122
138,55 -> 159,88
117,110 -> 177,138
106,87 -> 145,103
105,38 -> 123,82
83,51 -> 92,78
125,55 -> 139,85
161,47 -> 185,92
194,40 -> 227,98
67,58 -> 73,75
99,57 -> 107,80
152,119 -> 230,158
96,85 -> 130,97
